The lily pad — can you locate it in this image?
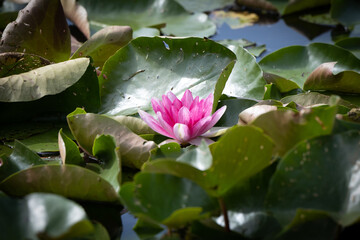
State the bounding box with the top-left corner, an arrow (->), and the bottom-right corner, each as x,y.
222,45 -> 266,99
266,0 -> 330,16
67,112 -> 156,169
0,192 -> 94,239
335,37 -> 360,59
99,36 -> 236,116
71,25 -> 133,70
174,0 -> 234,12
250,106 -> 337,156
58,128 -> 84,165
0,57 -> 89,102
79,0 -> 216,37
119,172 -> 217,228
0,52 -> 51,78
266,130 -> 360,227
259,43 -> 360,91
0,0 -> 71,62
330,0 -> 360,26
0,164 -> 120,202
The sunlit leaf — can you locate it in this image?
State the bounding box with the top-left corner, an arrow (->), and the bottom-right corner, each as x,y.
0,0 -> 70,62
99,37 -> 236,115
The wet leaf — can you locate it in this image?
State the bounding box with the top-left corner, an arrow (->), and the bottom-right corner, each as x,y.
71,26 -> 132,70
222,45 -> 266,99
0,0 -> 70,62
304,62 -> 360,93
79,0 -> 216,37
0,57 -> 89,102
174,0 -> 234,12
335,37 -> 360,59
99,37 -> 236,116
0,52 -> 51,78
61,0 -> 90,38
0,193 -> 94,239
259,43 -> 360,91
0,164 -> 120,202
250,106 -> 337,156
0,140 -> 45,181
266,130 -> 360,227
119,172 -> 217,228
330,0 -> 360,26
67,112 -> 156,169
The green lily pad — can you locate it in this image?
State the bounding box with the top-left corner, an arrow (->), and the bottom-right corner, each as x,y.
79,0 -> 216,37
266,130 -> 360,226
174,0 -> 234,12
208,125 -> 274,196
0,164 -> 120,202
0,192 -> 94,239
266,0 -> 330,15
0,57 -> 89,102
222,45 -> 266,99
0,140 -> 45,181
250,106 -> 337,156
99,36 -> 236,115
119,172 -> 217,228
330,0 -> 360,26
58,128 -> 84,165
335,37 -> 360,59
281,92 -> 357,110
0,52 -> 51,78
111,115 -> 155,135
304,62 -> 360,93
0,0 -> 70,62
259,43 -> 360,91
0,58 -> 100,122
92,135 -> 121,193
67,112 -> 157,169
71,25 -> 133,70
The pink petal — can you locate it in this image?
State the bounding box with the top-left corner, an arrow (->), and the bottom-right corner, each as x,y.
190,104 -> 202,126
181,89 -> 193,108
138,110 -> 173,138
172,97 -> 182,111
178,106 -> 191,125
173,123 -> 191,143
189,96 -> 199,111
203,93 -> 214,117
166,91 -> 178,102
189,137 -> 214,146
151,98 -> 164,113
198,106 -> 227,135
157,111 -> 175,137
191,116 -> 212,138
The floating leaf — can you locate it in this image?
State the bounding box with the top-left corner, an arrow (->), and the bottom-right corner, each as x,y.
335,37 -> 360,59
250,106 -> 337,156
0,0 -> 70,62
0,57 -> 89,102
222,45 -> 266,99
67,112 -> 156,169
266,130 -> 360,227
61,0 -> 90,38
304,62 -> 360,93
0,164 -> 120,202
266,0 -> 330,15
58,128 -> 84,165
119,172 -> 217,228
0,193 -> 94,239
71,26 -> 132,69
259,43 -> 360,91
0,52 -> 51,78
174,0 -> 234,12
79,0 -> 216,37
99,37 -> 236,116
0,140 -> 45,181
92,135 -> 121,193
330,0 -> 360,26
111,115 -> 155,135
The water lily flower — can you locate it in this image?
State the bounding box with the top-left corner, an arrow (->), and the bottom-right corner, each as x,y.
138,90 -> 226,145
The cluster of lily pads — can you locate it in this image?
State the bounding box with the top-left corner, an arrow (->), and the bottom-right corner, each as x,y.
1,0 -> 360,239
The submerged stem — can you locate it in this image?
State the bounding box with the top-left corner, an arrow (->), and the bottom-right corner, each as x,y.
218,197 -> 230,232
